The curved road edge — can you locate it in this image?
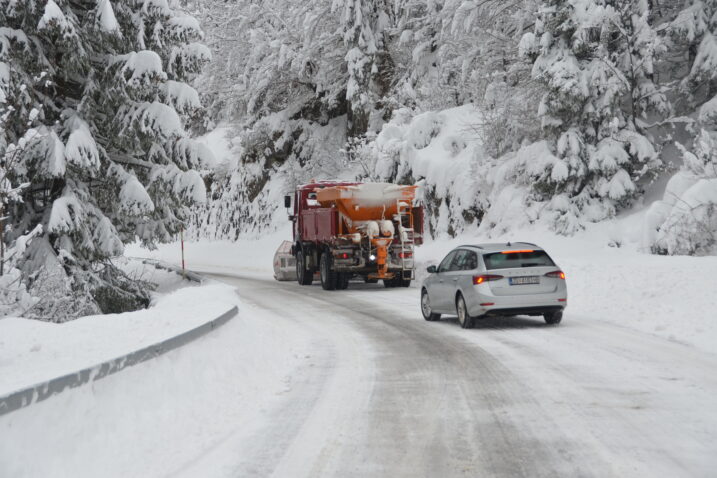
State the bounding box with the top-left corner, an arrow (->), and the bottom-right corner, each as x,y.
0,305 -> 238,417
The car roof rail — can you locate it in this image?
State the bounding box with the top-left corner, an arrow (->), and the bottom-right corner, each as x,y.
457,244 -> 483,249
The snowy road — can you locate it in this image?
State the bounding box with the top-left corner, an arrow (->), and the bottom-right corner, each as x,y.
192,272 -> 717,478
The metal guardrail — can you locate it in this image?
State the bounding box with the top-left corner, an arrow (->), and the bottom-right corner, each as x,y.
139,258 -> 205,283
0,305 -> 238,417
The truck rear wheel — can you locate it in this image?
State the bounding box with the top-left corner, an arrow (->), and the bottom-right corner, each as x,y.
383,277 -> 398,288
320,251 -> 337,290
337,273 -> 350,290
296,250 -> 313,286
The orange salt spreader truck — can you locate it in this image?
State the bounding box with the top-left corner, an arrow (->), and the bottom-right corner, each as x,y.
284,181 -> 424,290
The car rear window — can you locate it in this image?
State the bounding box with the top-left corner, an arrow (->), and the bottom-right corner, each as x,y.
483,250 -> 555,270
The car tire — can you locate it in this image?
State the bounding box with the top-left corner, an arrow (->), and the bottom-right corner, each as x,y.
456,294 -> 474,329
421,289 -> 441,321
320,251 -> 337,290
296,249 -> 313,286
544,310 -> 563,325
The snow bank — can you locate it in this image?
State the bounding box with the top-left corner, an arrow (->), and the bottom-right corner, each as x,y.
646,129 -> 717,255
0,287 -> 313,478
0,282 -> 238,396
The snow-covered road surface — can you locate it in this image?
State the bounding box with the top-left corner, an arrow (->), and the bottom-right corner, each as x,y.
3,269 -> 714,477
190,272 -> 716,477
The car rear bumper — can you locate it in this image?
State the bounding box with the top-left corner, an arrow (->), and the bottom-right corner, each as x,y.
466,286 -> 567,317
481,305 -> 564,317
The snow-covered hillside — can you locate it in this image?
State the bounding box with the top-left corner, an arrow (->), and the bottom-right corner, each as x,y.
195,102 -> 716,258
191,0 -> 716,258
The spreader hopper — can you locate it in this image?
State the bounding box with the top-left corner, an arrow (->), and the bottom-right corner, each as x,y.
316,183 -> 418,226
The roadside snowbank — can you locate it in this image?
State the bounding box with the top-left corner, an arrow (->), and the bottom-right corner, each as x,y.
0,296 -> 314,478
132,221 -> 717,355
0,282 -> 238,396
125,226 -> 291,276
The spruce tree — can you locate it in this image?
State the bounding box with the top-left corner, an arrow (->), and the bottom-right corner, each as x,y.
0,0 -> 210,319
333,0 -> 393,136
521,0 -> 664,232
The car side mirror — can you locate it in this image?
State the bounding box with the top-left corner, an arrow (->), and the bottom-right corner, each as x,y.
284,195 -> 291,208
427,265 -> 437,273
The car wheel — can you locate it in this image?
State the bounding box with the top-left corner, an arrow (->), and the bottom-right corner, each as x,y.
544,310 -> 563,325
456,294 -> 474,329
421,289 -> 441,321
320,251 -> 337,290
296,249 -> 313,286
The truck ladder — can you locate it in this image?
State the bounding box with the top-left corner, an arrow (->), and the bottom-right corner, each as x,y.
394,200 -> 415,280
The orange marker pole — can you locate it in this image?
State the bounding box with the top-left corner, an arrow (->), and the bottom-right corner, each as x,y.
180,228 -> 186,279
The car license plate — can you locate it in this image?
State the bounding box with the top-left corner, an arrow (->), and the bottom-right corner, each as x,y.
509,276 -> 539,285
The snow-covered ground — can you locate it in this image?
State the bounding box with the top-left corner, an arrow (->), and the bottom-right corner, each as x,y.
129,219 -> 717,356
2,228 -> 715,477
0,293 -> 315,478
0,271 -> 237,397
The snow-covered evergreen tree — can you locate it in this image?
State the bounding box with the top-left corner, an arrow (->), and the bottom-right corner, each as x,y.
521,0 -> 664,233
333,0 -> 393,135
666,0 -> 717,112
0,0 -> 210,320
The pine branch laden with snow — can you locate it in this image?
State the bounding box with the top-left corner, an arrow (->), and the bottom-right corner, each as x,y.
516,0 -> 665,233
0,0 -> 211,320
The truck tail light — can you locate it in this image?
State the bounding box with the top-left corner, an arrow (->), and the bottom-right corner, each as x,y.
473,274 -> 503,285
399,251 -> 412,258
545,270 -> 565,279
334,251 -> 352,259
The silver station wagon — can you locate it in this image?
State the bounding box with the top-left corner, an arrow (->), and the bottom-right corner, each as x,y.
421,243 -> 567,329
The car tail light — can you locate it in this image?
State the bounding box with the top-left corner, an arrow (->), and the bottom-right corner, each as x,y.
473,274 -> 503,285
480,302 -> 495,306
399,251 -> 412,258
545,270 -> 565,279
558,298 -> 567,302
